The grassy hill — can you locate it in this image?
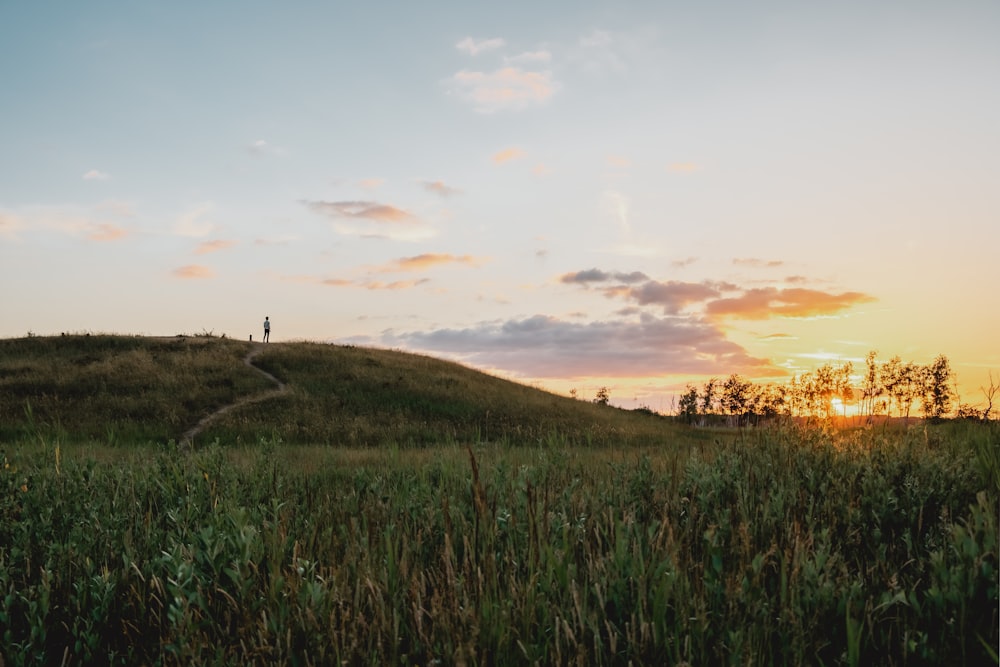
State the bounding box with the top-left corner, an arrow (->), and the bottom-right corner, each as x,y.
0,333 -> 682,447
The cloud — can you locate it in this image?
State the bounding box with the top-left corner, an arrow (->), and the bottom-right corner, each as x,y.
506,50 -> 552,64
559,266 -> 874,322
303,200 -> 415,223
0,212 -> 25,239
705,287 -> 876,320
760,333 -> 797,341
0,207 -> 129,241
82,169 -> 110,181
382,313 -> 776,379
363,279 -> 430,290
420,180 -> 461,197
174,203 -> 216,238
455,37 -> 506,56
559,269 -> 649,284
492,147 -> 525,164
448,67 -> 555,113
671,257 -> 698,268
379,253 -> 483,272
247,139 -> 285,157
86,223 -> 128,241
733,258 -> 784,268
607,155 -> 631,168
194,239 -> 237,255
359,178 -> 384,190
668,163 -> 699,172
172,264 -> 214,279
623,280 -> 723,314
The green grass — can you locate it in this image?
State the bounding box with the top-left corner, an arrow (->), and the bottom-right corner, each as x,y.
0,427 -> 996,665
0,335 -> 687,448
0,334 -> 996,664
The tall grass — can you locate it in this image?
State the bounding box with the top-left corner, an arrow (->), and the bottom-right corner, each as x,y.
1,423 -> 995,665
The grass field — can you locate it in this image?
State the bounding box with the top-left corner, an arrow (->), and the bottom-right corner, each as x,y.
0,335 -> 997,665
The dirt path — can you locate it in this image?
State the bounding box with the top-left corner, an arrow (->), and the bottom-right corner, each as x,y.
179,344 -> 287,448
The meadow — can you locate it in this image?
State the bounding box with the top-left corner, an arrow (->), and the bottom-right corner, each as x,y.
0,335 -> 997,665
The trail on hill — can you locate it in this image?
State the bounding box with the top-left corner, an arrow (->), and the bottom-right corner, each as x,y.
179,344 -> 287,448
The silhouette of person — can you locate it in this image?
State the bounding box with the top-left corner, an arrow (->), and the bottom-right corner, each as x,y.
263,316 -> 270,342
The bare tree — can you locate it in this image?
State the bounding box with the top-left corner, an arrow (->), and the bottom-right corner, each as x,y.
981,371 -> 999,421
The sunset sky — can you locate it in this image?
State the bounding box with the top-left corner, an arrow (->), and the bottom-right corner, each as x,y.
3,1 -> 998,411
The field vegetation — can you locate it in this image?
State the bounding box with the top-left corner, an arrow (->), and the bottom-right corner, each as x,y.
0,335 -> 997,665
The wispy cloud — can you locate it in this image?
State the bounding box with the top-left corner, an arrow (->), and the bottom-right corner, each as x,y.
172,264 -> 214,279
0,207 -> 129,241
448,67 -> 555,113
607,155 -> 631,169
492,147 -> 525,164
559,269 -> 649,284
287,274 -> 430,291
506,50 -> 552,64
378,253 -> 483,272
359,178 -> 384,190
194,239 -> 237,255
86,223 -> 128,241
455,37 -> 506,56
733,258 -> 784,268
671,257 -> 698,268
420,180 -> 461,197
303,200 -> 415,223
0,212 -> 22,239
174,203 -> 216,238
247,139 -> 285,157
705,287 -> 876,320
82,169 -> 110,181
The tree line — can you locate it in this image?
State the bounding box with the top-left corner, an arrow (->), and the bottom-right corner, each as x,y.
676,352 -> 995,426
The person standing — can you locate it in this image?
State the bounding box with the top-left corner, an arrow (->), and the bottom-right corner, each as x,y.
263,316 -> 270,342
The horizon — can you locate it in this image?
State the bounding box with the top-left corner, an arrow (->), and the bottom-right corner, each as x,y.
2,1 -> 998,411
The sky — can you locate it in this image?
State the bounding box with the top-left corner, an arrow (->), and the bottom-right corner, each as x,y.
2,1 -> 998,412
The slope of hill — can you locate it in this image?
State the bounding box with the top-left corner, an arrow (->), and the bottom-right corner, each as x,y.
0,334 -> 679,447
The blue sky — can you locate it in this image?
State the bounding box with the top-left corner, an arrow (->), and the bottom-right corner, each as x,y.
3,1 -> 998,409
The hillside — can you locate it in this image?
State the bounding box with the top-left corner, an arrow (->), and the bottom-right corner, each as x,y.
0,334 -> 680,447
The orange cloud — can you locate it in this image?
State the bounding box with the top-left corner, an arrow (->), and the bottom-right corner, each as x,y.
493,147 -> 525,164
85,223 -> 128,241
451,67 -> 555,113
733,258 -> 784,268
195,239 -> 237,255
607,155 -> 631,168
383,253 -> 481,272
420,180 -> 461,197
364,279 -> 430,290
172,265 -> 214,279
705,287 -> 876,320
359,178 -> 384,190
